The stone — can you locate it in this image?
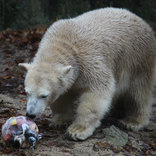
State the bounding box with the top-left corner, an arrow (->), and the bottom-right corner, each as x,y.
102,125 -> 128,147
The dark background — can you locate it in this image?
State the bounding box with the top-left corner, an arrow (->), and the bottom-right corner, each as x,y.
0,0 -> 156,30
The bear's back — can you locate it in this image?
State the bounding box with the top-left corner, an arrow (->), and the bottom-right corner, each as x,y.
71,8 -> 155,67
73,8 -> 152,34
72,8 -> 154,49
43,8 -> 155,57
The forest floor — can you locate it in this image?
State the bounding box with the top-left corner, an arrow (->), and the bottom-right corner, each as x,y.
0,29 -> 156,156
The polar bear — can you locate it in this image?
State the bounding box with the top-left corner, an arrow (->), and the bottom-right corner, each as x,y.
19,8 -> 156,140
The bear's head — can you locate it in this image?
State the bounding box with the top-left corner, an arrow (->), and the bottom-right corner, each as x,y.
19,63 -> 73,118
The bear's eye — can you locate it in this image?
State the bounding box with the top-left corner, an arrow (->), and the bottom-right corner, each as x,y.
40,95 -> 48,99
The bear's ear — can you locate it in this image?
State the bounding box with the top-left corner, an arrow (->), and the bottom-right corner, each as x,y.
58,65 -> 72,84
18,63 -> 32,70
56,64 -> 72,76
60,65 -> 72,76
61,65 -> 72,75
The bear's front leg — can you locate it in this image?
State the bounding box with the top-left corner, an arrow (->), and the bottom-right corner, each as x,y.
66,90 -> 114,140
50,90 -> 77,128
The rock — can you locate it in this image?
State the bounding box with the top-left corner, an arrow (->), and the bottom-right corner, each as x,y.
102,125 -> 128,147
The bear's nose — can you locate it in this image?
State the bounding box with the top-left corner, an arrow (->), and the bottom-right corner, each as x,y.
26,113 -> 36,119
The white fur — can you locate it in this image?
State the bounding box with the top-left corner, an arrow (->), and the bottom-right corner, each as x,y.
26,96 -> 47,117
20,8 -> 156,140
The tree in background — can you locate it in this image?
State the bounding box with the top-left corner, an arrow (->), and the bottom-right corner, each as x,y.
0,0 -> 156,30
0,0 -> 48,30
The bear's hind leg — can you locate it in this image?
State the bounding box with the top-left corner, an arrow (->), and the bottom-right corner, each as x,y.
120,77 -> 154,131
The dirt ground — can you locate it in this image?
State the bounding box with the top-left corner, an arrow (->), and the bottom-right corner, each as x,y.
0,30 -> 156,156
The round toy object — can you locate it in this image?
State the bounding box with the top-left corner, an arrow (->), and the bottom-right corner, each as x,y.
2,116 -> 41,148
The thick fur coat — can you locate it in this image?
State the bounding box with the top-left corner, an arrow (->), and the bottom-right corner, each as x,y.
19,8 -> 156,140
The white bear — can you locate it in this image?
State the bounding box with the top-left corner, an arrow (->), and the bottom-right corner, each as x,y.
19,8 -> 156,140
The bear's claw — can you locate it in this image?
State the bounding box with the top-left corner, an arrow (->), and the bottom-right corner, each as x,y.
66,123 -> 94,141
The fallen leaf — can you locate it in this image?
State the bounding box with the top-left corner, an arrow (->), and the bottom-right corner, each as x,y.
2,75 -> 11,79
20,99 -> 26,103
151,143 -> 156,146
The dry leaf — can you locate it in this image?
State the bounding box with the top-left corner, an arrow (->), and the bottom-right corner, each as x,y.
2,75 -> 11,79
151,143 -> 156,146
20,99 -> 26,103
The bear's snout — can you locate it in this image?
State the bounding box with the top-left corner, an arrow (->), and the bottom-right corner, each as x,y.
26,112 -> 36,119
